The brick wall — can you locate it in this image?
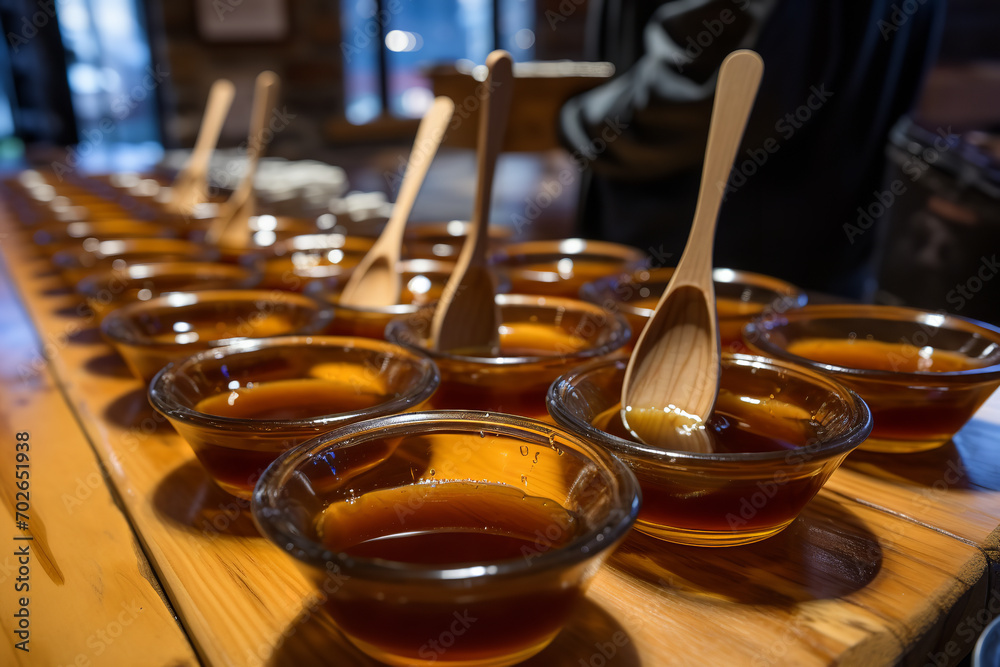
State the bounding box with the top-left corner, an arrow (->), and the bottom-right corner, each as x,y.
149,0 -> 343,159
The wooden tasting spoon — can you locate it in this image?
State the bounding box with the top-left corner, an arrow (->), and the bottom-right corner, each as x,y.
429,50 -> 513,352
205,71 -> 280,247
166,78 -> 235,216
339,96 -> 455,307
620,50 -> 764,453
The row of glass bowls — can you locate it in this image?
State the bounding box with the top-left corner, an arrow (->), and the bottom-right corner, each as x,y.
10,169 -> 1000,667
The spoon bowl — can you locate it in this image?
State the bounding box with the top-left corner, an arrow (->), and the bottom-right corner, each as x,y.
338,96 -> 455,307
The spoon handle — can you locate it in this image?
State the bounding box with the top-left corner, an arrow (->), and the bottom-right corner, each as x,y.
237,71 -> 280,196
205,71 -> 279,244
465,50 -> 514,268
186,79 -> 235,177
339,96 -> 455,307
675,50 -> 764,283
430,51 -> 514,351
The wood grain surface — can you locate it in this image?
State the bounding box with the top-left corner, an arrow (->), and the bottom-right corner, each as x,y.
0,247 -> 199,667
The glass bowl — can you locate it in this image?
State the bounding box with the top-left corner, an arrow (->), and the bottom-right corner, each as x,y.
401,220 -> 513,261
743,304 -> 1000,453
580,267 -> 808,353
194,214 -> 325,261
306,259 -> 458,340
242,233 -> 374,291
31,220 -> 177,256
100,289 -> 332,382
490,238 -> 647,298
149,336 -> 439,498
76,261 -> 261,319
547,355 -> 872,546
252,410 -> 640,667
52,238 -> 221,286
386,294 -> 630,420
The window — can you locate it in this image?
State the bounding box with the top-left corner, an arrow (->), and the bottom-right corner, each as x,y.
57,0 -> 160,146
340,0 -> 536,124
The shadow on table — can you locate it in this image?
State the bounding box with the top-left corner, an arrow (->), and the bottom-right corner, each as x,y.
40,284 -> 73,297
34,266 -> 60,280
102,387 -> 172,433
66,324 -> 103,345
85,350 -> 132,378
267,596 -> 639,667
152,460 -> 259,539
609,493 -> 881,606
52,302 -> 89,319
844,421 -> 1000,491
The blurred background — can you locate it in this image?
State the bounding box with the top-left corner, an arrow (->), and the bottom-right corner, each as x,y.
0,0 -> 997,321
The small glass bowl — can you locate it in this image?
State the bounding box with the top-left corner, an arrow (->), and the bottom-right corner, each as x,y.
402,220 -> 513,261
252,410 -> 640,667
100,289 -> 332,382
547,355 -> 872,546
306,259 -> 458,340
490,238 -> 647,298
386,294 -> 630,420
149,336 -> 440,499
31,220 -> 177,256
195,215 -> 325,261
77,261 -> 261,319
743,304 -> 1000,453
242,233 -> 374,291
580,267 -> 808,353
52,238 -> 221,286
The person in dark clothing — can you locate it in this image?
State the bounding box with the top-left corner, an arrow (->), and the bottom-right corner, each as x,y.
560,0 -> 947,298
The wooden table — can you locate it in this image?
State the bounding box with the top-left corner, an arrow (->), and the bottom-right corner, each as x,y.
3,209 -> 1000,667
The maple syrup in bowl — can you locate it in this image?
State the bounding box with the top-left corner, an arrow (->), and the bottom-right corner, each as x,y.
306,259 -> 459,340
31,220 -> 177,256
52,238 -> 221,286
547,355 -> 871,546
744,304 -> 1000,453
241,233 -> 374,292
386,294 -> 630,420
252,411 -> 640,667
490,239 -> 648,299
150,336 -> 439,498
76,261 -> 261,319
100,289 -> 332,382
580,267 -> 807,353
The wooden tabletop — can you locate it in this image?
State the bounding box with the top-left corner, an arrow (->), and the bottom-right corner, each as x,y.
3,209 -> 1000,667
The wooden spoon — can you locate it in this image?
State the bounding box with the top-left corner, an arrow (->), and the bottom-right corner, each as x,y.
429,50 -> 513,352
205,71 -> 280,247
620,50 -> 764,453
166,78 -> 235,216
338,96 -> 455,307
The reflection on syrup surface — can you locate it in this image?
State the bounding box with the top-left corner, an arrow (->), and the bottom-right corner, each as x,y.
450,323 -> 591,358
316,480 -> 584,664
319,481 -> 582,563
181,370 -> 406,497
786,338 -> 993,449
786,338 -> 982,373
144,312 -> 301,344
195,377 -> 385,420
595,394 -> 801,455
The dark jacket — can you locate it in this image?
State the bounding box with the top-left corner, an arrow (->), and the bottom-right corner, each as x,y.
560,0 -> 946,297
